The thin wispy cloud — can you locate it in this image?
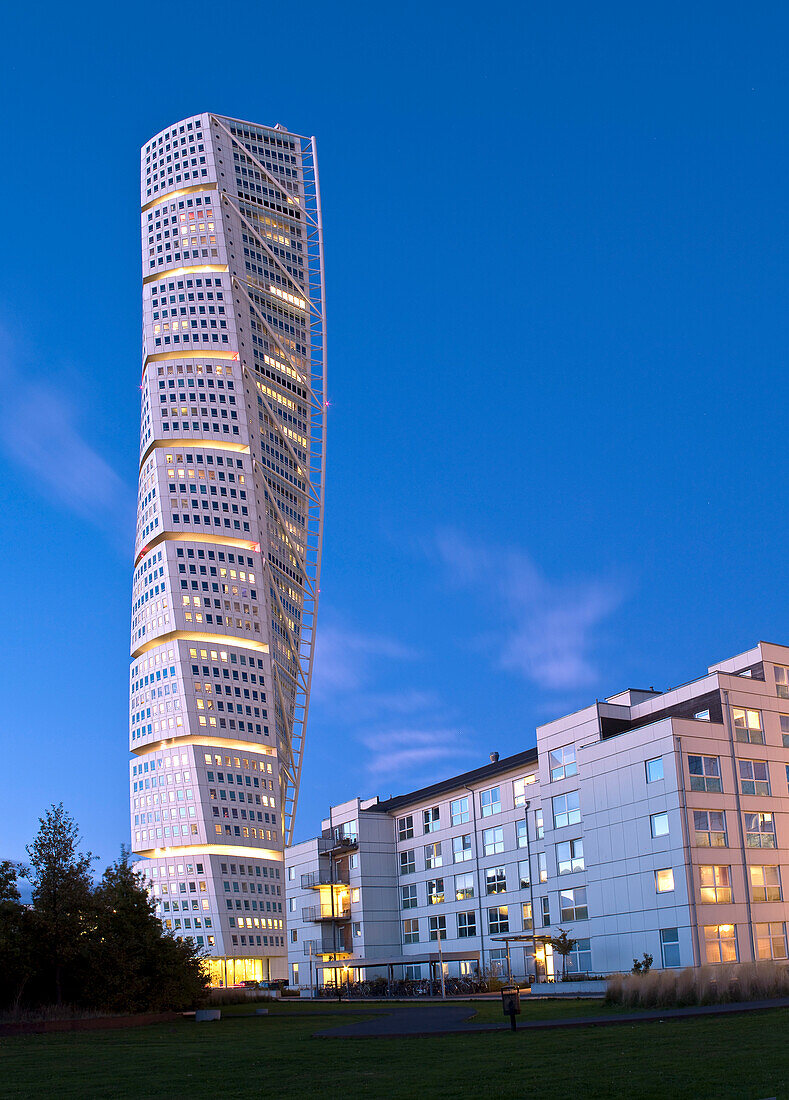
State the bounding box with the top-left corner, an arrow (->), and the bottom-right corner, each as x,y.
311,620 -> 473,782
0,333 -> 134,539
310,624 -> 417,700
361,728 -> 476,780
434,528 -> 628,692
2,385 -> 132,525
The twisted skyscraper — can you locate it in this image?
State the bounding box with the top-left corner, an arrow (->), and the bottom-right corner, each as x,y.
130,113 -> 326,983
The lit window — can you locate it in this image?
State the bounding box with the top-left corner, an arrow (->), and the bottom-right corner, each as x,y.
755,921 -> 788,960
699,865 -> 732,904
655,868 -> 675,893
704,924 -> 737,964
750,865 -> 782,902
455,873 -> 474,901
732,707 -> 764,744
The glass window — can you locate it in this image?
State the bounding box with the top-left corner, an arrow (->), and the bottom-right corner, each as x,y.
401,884 -> 417,909
645,757 -> 664,783
660,927 -> 680,968
521,901 -> 533,930
739,759 -> 771,796
704,924 -> 737,963
516,819 -> 528,849
538,852 -> 547,883
535,808 -> 544,839
424,842 -> 442,869
774,665 -> 789,699
452,834 -> 472,863
552,791 -> 581,829
400,849 -> 416,875
688,755 -> 722,793
756,921 -> 788,960
655,868 -> 675,893
423,807 -> 440,833
450,797 -> 469,825
403,918 -> 419,944
693,810 -> 727,848
567,938 -> 592,974
732,707 -> 764,744
650,812 -> 669,838
482,826 -> 504,855
745,812 -> 776,848
426,878 -> 444,904
485,866 -> 506,894
518,859 -> 531,889
540,896 -> 550,926
750,865 -> 782,902
556,838 -> 584,874
780,715 -> 789,748
480,787 -> 501,817
488,906 -> 509,934
397,815 -> 413,841
457,910 -> 477,938
699,865 -> 732,904
559,886 -> 588,921
549,744 -> 577,782
428,914 -> 446,940
455,872 -> 475,901
513,775 -> 536,806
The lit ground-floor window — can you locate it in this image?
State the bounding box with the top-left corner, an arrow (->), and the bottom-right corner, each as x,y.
755,921 -> 788,960
704,924 -> 738,963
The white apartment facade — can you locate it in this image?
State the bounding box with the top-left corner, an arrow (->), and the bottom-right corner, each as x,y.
130,113 -> 326,986
287,642 -> 789,987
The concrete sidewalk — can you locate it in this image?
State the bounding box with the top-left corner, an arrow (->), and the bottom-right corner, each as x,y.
314,996 -> 789,1038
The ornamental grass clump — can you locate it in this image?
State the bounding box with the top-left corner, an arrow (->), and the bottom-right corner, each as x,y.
606,961 -> 789,1008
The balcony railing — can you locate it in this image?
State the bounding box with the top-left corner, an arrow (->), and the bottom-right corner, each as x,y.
301,867 -> 350,889
302,905 -> 351,922
318,829 -> 359,855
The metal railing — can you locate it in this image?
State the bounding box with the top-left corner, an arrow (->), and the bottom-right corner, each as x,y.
302,905 -> 351,922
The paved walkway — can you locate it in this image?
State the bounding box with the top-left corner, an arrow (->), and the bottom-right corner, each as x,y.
314,996 -> 789,1038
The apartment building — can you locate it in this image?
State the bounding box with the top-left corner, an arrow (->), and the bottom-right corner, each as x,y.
286,641 -> 789,987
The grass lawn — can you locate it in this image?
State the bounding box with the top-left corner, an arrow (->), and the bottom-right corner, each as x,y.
2,999 -> 788,1099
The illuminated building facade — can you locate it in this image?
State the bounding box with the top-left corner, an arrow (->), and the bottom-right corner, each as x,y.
288,642 -> 789,988
130,113 -> 326,984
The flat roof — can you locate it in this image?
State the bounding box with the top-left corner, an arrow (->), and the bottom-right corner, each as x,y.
370,747 -> 538,814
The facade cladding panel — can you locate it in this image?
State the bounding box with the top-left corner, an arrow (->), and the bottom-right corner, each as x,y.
130,113 -> 326,984
287,642 -> 789,986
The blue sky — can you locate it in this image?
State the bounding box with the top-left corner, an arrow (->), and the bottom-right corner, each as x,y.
2,1 -> 788,864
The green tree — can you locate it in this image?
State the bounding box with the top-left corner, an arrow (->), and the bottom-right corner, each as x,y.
0,860 -> 34,1010
88,849 -> 208,1012
549,928 -> 578,980
25,804 -> 95,1004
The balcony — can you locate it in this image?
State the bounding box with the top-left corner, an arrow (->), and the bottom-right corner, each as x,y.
301,867 -> 350,889
318,829 -> 359,855
302,904 -> 351,922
